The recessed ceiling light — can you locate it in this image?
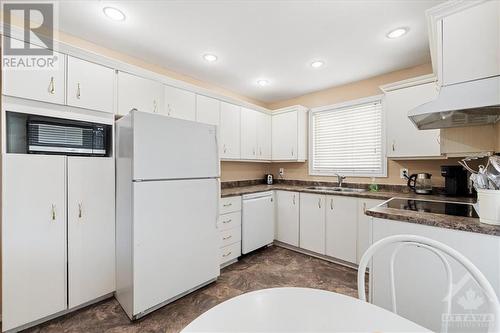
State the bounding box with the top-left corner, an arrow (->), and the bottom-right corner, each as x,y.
257,79 -> 270,87
311,60 -> 325,68
386,27 -> 409,39
103,7 -> 126,21
203,54 -> 218,62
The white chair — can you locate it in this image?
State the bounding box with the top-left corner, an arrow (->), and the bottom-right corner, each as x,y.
357,234 -> 500,333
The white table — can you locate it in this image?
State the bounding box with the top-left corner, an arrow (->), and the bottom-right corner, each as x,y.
182,287 -> 430,332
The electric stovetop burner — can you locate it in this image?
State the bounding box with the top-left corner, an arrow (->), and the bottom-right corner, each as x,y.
383,198 -> 478,218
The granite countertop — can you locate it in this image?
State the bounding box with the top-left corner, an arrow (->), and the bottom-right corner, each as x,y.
221,182 -> 499,237
365,204 -> 500,236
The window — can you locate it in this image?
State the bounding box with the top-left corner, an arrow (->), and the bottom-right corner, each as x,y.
309,96 -> 386,177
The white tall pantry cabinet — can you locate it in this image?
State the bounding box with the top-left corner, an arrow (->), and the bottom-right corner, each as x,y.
2,154 -> 115,331
3,154 -> 67,332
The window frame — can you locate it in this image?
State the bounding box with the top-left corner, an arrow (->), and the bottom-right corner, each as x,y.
308,95 -> 387,178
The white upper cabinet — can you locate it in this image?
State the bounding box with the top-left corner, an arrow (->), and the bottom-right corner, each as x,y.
2,39 -> 66,104
240,107 -> 258,159
257,112 -> 272,160
164,85 -> 196,121
196,95 -> 220,126
275,191 -> 299,247
219,102 -> 241,159
272,106 -> 308,161
67,56 -> 115,113
117,71 -> 163,115
441,0 -> 500,85
325,196 -> 358,264
299,193 -> 326,255
384,81 -> 441,158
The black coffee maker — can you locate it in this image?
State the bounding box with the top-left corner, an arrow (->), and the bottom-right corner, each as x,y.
441,165 -> 468,196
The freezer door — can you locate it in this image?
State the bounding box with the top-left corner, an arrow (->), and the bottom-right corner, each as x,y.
132,178 -> 220,315
132,111 -> 219,180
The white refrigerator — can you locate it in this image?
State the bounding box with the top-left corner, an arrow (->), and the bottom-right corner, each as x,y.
115,110 -> 220,320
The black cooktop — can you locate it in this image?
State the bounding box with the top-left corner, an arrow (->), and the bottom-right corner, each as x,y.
383,198 -> 479,218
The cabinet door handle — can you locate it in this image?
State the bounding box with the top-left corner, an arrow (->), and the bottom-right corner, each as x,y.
76,83 -> 81,99
51,204 -> 56,221
363,202 -> 367,213
437,135 -> 441,145
330,198 -> 334,210
292,194 -> 296,205
392,141 -> 395,152
78,202 -> 83,219
167,103 -> 171,116
291,147 -> 294,156
253,148 -> 256,155
318,198 -> 322,209
222,251 -> 232,258
223,203 -> 232,207
223,144 -> 227,154
222,235 -> 232,240
222,219 -> 232,224
48,76 -> 55,94
259,148 -> 262,156
153,100 -> 158,113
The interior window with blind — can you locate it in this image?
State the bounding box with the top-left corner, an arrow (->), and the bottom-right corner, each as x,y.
309,97 -> 386,177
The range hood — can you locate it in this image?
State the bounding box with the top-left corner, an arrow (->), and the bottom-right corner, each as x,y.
408,76 -> 500,130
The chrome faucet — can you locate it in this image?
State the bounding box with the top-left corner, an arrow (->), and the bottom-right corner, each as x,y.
335,173 -> 346,187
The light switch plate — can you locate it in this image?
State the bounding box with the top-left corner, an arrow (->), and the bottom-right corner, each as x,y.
279,168 -> 284,177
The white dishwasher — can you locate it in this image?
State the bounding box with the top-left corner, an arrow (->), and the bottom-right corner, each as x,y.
242,191 -> 275,254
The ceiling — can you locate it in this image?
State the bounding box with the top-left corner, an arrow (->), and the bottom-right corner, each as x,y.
57,0 -> 442,103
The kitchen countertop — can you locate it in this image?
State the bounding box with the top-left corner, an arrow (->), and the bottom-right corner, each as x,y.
221,183 -> 499,237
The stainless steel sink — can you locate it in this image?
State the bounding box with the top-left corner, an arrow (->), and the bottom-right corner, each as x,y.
306,186 -> 366,193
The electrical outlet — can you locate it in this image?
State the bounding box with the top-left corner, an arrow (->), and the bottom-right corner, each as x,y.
279,168 -> 284,177
400,168 -> 409,179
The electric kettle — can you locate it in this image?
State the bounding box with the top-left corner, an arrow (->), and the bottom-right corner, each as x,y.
407,173 -> 432,194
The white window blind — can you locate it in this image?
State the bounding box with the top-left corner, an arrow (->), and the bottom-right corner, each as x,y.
310,98 -> 385,177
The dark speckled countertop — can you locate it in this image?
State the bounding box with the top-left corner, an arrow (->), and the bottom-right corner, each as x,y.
221,180 -> 499,237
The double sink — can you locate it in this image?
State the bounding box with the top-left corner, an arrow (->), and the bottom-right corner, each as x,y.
306,186 -> 366,193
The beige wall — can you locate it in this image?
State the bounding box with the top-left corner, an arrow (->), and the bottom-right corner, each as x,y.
221,162 -> 271,182
265,63 -> 498,187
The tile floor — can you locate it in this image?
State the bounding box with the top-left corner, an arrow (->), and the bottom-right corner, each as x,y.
27,246 -> 360,333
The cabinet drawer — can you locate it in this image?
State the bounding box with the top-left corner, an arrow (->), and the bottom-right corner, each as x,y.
220,242 -> 241,265
217,211 -> 241,231
219,196 -> 241,214
219,227 -> 241,248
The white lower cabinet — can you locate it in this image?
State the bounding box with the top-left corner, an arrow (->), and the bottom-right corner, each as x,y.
2,154 -> 115,331
299,193 -> 326,254
67,157 -> 115,308
371,218 -> 500,333
219,196 -> 242,266
325,196 -> 358,263
357,198 -> 384,264
3,154 -> 67,332
275,191 -> 299,247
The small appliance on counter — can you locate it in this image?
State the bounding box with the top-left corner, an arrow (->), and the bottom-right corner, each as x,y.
441,165 -> 469,196
265,174 -> 273,185
406,173 -> 433,194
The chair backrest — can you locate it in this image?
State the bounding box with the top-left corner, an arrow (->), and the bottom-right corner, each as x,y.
357,234 -> 500,333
